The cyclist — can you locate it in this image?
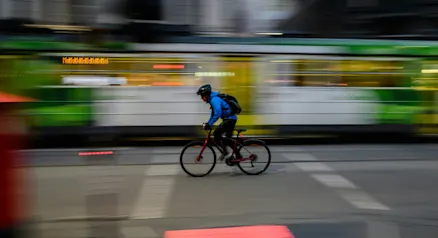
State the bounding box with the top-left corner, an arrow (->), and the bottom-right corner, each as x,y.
197,84 -> 237,161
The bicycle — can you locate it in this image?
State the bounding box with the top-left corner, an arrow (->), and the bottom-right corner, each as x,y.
179,126 -> 271,177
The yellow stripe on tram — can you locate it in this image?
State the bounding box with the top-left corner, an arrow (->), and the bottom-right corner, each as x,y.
417,113 -> 438,134
236,115 -> 274,136
418,125 -> 438,134
0,56 -> 31,59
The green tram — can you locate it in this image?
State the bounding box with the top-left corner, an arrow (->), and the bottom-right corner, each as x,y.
3,37 -> 438,143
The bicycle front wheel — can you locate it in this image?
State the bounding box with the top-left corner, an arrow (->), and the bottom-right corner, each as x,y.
180,141 -> 216,177
236,139 -> 271,175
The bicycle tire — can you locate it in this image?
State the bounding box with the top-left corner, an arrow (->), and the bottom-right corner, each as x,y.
180,141 -> 217,177
236,139 -> 271,175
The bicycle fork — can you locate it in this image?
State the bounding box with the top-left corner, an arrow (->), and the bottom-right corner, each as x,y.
196,138 -> 210,162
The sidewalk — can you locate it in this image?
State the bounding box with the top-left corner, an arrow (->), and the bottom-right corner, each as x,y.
19,143 -> 438,155
20,144 -> 438,167
20,146 -> 303,155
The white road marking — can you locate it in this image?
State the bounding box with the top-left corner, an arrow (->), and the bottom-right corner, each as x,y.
311,174 -> 357,189
295,162 -> 334,172
144,165 -> 180,176
130,165 -> 178,219
339,190 -> 390,211
286,153 -> 391,211
283,153 -> 318,161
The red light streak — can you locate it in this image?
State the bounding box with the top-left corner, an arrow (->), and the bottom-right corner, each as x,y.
153,64 -> 185,69
78,151 -> 114,156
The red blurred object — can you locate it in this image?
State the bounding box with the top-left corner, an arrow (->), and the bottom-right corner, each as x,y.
164,225 -> 295,238
0,92 -> 35,237
153,64 -> 185,69
0,92 -> 34,103
79,151 -> 114,156
0,128 -> 23,232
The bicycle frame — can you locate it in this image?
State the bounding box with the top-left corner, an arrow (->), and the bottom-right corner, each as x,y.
197,129 -> 255,163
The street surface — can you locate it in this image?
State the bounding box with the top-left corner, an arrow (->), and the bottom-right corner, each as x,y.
22,144 -> 438,238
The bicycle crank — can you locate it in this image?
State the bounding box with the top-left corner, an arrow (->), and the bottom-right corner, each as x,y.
225,157 -> 236,166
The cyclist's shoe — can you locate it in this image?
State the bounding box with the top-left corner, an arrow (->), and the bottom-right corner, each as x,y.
219,152 -> 232,161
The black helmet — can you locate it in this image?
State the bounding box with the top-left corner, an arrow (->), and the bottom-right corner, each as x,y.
196,84 -> 212,96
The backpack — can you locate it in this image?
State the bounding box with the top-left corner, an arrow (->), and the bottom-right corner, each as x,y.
217,93 -> 242,115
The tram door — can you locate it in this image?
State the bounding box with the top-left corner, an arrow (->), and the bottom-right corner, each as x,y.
219,57 -> 256,127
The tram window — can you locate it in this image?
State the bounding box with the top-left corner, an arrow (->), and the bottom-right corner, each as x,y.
128,57 -> 211,86
270,59 -> 342,86
129,58 -> 182,86
300,59 -> 336,72
342,75 -> 380,87
110,58 -> 129,72
340,60 -> 405,87
296,59 -> 341,86
270,59 -> 407,87
301,75 -> 342,87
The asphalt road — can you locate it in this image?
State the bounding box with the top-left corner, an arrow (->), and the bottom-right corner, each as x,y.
22,144 -> 438,238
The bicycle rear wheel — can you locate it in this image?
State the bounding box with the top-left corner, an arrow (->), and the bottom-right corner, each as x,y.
236,139 -> 271,175
180,141 -> 216,177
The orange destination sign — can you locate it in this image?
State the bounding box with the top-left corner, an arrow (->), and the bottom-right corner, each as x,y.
62,57 -> 109,65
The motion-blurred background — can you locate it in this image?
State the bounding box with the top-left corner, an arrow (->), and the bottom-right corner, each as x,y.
2,0 -> 438,147
4,1 -> 438,238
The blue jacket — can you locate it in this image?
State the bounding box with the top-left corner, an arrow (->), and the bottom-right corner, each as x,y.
207,91 -> 238,125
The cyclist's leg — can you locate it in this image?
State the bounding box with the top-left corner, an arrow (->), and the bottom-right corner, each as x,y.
221,119 -> 237,157
223,119 -> 236,139
213,122 -> 225,153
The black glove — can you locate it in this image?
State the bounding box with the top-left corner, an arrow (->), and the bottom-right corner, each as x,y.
203,123 -> 212,130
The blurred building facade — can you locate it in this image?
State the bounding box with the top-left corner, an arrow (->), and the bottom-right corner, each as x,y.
0,0 -> 295,33
2,0 -> 438,40
191,0 -> 296,34
277,0 -> 438,39
0,0 -> 124,25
